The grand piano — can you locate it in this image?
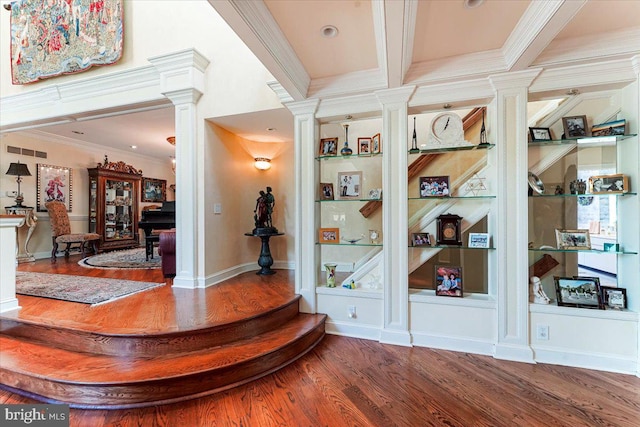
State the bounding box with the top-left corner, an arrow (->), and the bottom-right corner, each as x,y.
139,201 -> 175,260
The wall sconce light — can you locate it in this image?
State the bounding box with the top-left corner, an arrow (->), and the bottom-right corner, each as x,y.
254,157 -> 271,171
5,161 -> 32,207
170,156 -> 176,175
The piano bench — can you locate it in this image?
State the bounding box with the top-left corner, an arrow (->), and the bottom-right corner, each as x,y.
158,229 -> 176,278
145,232 -> 161,261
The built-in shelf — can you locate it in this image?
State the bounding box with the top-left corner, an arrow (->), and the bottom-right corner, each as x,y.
529,192 -> 636,198
527,134 -> 637,147
409,195 -> 495,200
529,302 -> 639,319
409,289 -> 496,308
316,152 -> 383,161
317,198 -> 382,203
528,248 -> 637,255
316,285 -> 383,299
411,245 -> 496,250
409,143 -> 495,155
317,242 -> 382,247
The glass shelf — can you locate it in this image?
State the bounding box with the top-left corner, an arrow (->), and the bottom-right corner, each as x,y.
528,248 -> 637,255
409,143 -> 494,154
527,134 -> 637,147
316,198 -> 382,203
410,245 -> 496,250
529,192 -> 636,198
317,242 -> 383,247
316,152 -> 383,161
409,195 -> 495,200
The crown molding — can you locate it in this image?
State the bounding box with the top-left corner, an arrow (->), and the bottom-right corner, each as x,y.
308,68 -> 387,100
410,79 -> 494,110
405,49 -> 507,86
208,0 -> 309,101
315,93 -> 382,121
267,81 -> 294,104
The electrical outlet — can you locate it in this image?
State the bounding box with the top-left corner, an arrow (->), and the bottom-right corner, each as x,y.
536,325 -> 549,340
348,305 -> 356,319
213,203 -> 222,214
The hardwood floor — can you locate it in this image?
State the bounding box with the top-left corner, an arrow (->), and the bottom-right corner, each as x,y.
2,256 -> 640,426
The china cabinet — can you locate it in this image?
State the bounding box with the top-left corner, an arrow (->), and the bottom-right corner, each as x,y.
88,158 -> 142,251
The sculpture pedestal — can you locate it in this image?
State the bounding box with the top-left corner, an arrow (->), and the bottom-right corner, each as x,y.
244,231 -> 284,275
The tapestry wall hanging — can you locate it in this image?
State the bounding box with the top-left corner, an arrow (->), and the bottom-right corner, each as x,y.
10,0 -> 124,85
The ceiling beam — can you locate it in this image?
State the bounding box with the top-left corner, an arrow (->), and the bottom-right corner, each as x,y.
376,0 -> 417,89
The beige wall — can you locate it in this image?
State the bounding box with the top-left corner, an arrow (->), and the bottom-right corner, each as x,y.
0,132 -> 175,259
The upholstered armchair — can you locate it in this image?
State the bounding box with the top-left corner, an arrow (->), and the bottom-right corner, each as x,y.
45,201 -> 100,262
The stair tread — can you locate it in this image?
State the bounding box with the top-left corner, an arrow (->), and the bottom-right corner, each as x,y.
0,313 -> 326,384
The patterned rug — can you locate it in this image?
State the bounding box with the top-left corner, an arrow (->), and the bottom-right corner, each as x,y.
78,247 -> 161,269
15,272 -> 164,306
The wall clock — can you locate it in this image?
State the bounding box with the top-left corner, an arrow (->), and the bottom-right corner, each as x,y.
431,112 -> 465,146
436,213 -> 463,246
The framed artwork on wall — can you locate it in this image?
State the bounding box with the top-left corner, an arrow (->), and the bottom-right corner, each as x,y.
141,177 -> 167,203
36,164 -> 72,212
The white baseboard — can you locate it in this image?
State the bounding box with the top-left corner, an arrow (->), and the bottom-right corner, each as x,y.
203,261 -> 294,287
494,343 -> 536,364
411,331 -> 495,356
533,346 -> 638,375
324,320 -> 381,341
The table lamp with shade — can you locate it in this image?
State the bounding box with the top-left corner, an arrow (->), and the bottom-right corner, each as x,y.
5,161 -> 31,208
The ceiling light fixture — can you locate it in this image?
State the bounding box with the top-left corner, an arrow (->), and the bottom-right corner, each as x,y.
567,89 -> 580,96
464,0 -> 485,9
266,127 -> 277,132
321,25 -> 338,38
254,157 -> 271,171
130,145 -> 137,149
443,103 -> 452,109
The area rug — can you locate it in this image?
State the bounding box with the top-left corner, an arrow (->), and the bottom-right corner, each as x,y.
15,272 -> 164,306
78,247 -> 161,270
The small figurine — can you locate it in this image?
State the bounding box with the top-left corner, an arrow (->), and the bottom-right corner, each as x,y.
530,276 -> 551,304
253,187 -> 278,234
554,185 -> 564,195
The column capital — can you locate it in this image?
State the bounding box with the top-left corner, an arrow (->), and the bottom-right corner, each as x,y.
286,98 -> 320,117
489,69 -> 542,92
148,48 -> 210,104
375,86 -> 416,105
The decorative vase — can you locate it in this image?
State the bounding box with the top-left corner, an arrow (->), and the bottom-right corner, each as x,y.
340,124 -> 352,155
325,263 -> 337,287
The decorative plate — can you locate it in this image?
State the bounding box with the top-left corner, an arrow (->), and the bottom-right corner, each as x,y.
528,172 -> 545,194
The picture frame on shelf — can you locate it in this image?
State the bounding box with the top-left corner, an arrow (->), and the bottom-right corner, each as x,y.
368,188 -> 382,200
36,163 -> 72,212
588,174 -> 629,194
141,177 -> 166,203
603,243 -> 619,252
358,137 -> 372,155
562,115 -> 589,139
420,176 -> 450,198
435,265 -> 463,297
599,286 -> 627,310
529,127 -> 552,142
320,183 -> 334,200
319,228 -> 340,244
468,233 -> 490,248
591,119 -> 626,137
412,232 -> 431,247
555,229 -> 591,250
338,171 -> 362,200
371,133 -> 381,154
319,137 -> 338,156
554,276 -> 602,309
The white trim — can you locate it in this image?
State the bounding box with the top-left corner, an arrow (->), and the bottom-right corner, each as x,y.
533,347 -> 638,375
324,321 -> 382,341
411,331 -> 495,356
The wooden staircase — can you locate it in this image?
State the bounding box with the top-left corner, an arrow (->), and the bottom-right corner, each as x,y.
0,270 -> 325,409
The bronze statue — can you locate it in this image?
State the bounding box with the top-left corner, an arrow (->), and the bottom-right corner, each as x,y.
253,187 -> 277,233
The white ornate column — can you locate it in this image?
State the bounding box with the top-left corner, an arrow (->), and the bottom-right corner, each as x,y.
149,49 -> 210,289
375,87 -> 415,346
489,70 -> 541,363
0,215 -> 25,313
286,99 -> 320,313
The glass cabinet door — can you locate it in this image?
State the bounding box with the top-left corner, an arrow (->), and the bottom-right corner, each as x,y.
89,177 -> 97,233
105,179 -> 134,241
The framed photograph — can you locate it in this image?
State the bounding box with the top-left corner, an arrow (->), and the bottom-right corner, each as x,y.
419,176 -> 450,198
555,229 -> 591,250
141,177 -> 167,203
36,164 -> 72,212
529,127 -> 552,142
338,171 -> 362,200
358,137 -> 372,155
591,119 -> 626,137
599,286 -> 627,310
603,243 -> 619,252
319,138 -> 338,156
554,276 -> 602,309
435,265 -> 463,297
371,133 -> 381,154
368,188 -> 382,200
588,174 -> 629,194
320,183 -> 334,200
562,115 -> 589,139
319,227 -> 340,244
412,232 -> 431,247
468,233 -> 490,248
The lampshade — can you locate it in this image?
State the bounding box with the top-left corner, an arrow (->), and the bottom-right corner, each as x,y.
5,162 -> 31,177
254,158 -> 271,170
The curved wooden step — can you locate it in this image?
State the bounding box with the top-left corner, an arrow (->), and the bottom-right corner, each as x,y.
0,296 -> 301,357
0,313 -> 326,409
